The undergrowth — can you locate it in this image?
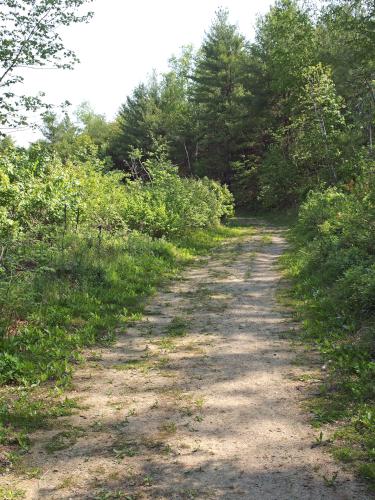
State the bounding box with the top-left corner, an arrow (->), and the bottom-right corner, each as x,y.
280,176 -> 375,489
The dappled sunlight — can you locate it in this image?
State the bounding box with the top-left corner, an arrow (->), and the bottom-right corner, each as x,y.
6,227 -> 368,499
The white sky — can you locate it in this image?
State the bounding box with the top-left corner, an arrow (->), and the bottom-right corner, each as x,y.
10,0 -> 274,145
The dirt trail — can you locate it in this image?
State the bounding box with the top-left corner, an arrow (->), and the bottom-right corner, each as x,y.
3,220 -> 370,499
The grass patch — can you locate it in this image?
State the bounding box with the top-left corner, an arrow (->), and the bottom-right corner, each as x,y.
159,421 -> 177,434
156,338 -> 176,351
174,225 -> 253,255
112,358 -> 153,373
166,317 -> 188,338
0,487 -> 25,499
57,476 -> 79,490
260,234 -> 273,245
45,425 -> 85,453
112,440 -> 139,460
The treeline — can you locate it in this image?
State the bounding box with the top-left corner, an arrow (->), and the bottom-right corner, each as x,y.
106,0 -> 373,210
35,1 -> 374,210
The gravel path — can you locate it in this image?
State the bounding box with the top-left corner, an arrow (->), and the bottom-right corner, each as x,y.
4,222 -> 370,499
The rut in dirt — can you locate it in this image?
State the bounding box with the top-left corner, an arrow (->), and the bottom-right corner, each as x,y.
4,220 -> 370,500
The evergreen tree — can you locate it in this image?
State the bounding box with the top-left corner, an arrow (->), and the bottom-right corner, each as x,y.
109,78 -> 163,169
191,9 -> 251,183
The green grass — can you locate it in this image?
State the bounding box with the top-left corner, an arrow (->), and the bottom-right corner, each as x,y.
173,225 -> 252,254
156,338 -> 176,351
165,316 -> 188,337
45,425 -> 85,454
0,486 -> 25,499
112,358 -> 153,373
260,234 -> 273,245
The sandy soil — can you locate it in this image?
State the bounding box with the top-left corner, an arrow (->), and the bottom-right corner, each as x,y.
1,221 -> 371,499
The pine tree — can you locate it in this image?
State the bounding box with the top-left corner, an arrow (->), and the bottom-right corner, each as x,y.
191,9 -> 251,183
110,79 -> 163,169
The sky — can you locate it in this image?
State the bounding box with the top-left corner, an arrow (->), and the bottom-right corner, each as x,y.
10,0 -> 274,145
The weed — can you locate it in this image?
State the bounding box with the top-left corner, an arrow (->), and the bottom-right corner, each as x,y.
322,471 -> 338,487
332,446 -> 363,463
166,317 -> 188,337
142,475 -> 153,486
194,397 -> 205,409
160,421 -> 177,434
57,476 -> 78,489
113,359 -> 153,373
90,420 -> 104,432
45,426 -> 85,453
156,357 -> 170,369
113,441 -> 138,460
359,463 -> 375,485
156,338 -> 176,351
0,487 -> 25,499
311,431 -> 332,448
180,406 -> 194,417
260,234 -> 273,245
13,463 -> 42,479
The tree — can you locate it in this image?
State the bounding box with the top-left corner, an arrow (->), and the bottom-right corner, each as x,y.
258,64 -> 349,208
159,46 -> 197,173
0,0 -> 93,131
230,0 -> 317,207
255,0 -> 317,98
191,9 -> 251,182
109,77 -> 163,169
75,102 -> 114,163
109,49 -> 197,173
39,109 -> 101,163
318,0 -> 375,150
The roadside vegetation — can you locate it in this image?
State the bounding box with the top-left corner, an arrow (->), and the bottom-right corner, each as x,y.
0,141 -> 236,461
281,174 -> 375,487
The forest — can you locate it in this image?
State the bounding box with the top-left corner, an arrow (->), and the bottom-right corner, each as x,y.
0,0 -> 374,497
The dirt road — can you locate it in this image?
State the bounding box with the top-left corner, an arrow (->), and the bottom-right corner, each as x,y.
4,221 -> 370,499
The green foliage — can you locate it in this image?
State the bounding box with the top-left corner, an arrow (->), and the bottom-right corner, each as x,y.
0,143 -> 234,387
39,107 -> 114,166
282,165 -> 375,484
258,63 -> 350,208
0,0 -> 93,129
191,8 -> 252,182
254,0 -> 317,97
0,486 -> 25,499
109,47 -> 197,172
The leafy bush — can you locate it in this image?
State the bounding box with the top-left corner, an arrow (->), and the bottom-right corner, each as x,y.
283,164 -> 375,483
